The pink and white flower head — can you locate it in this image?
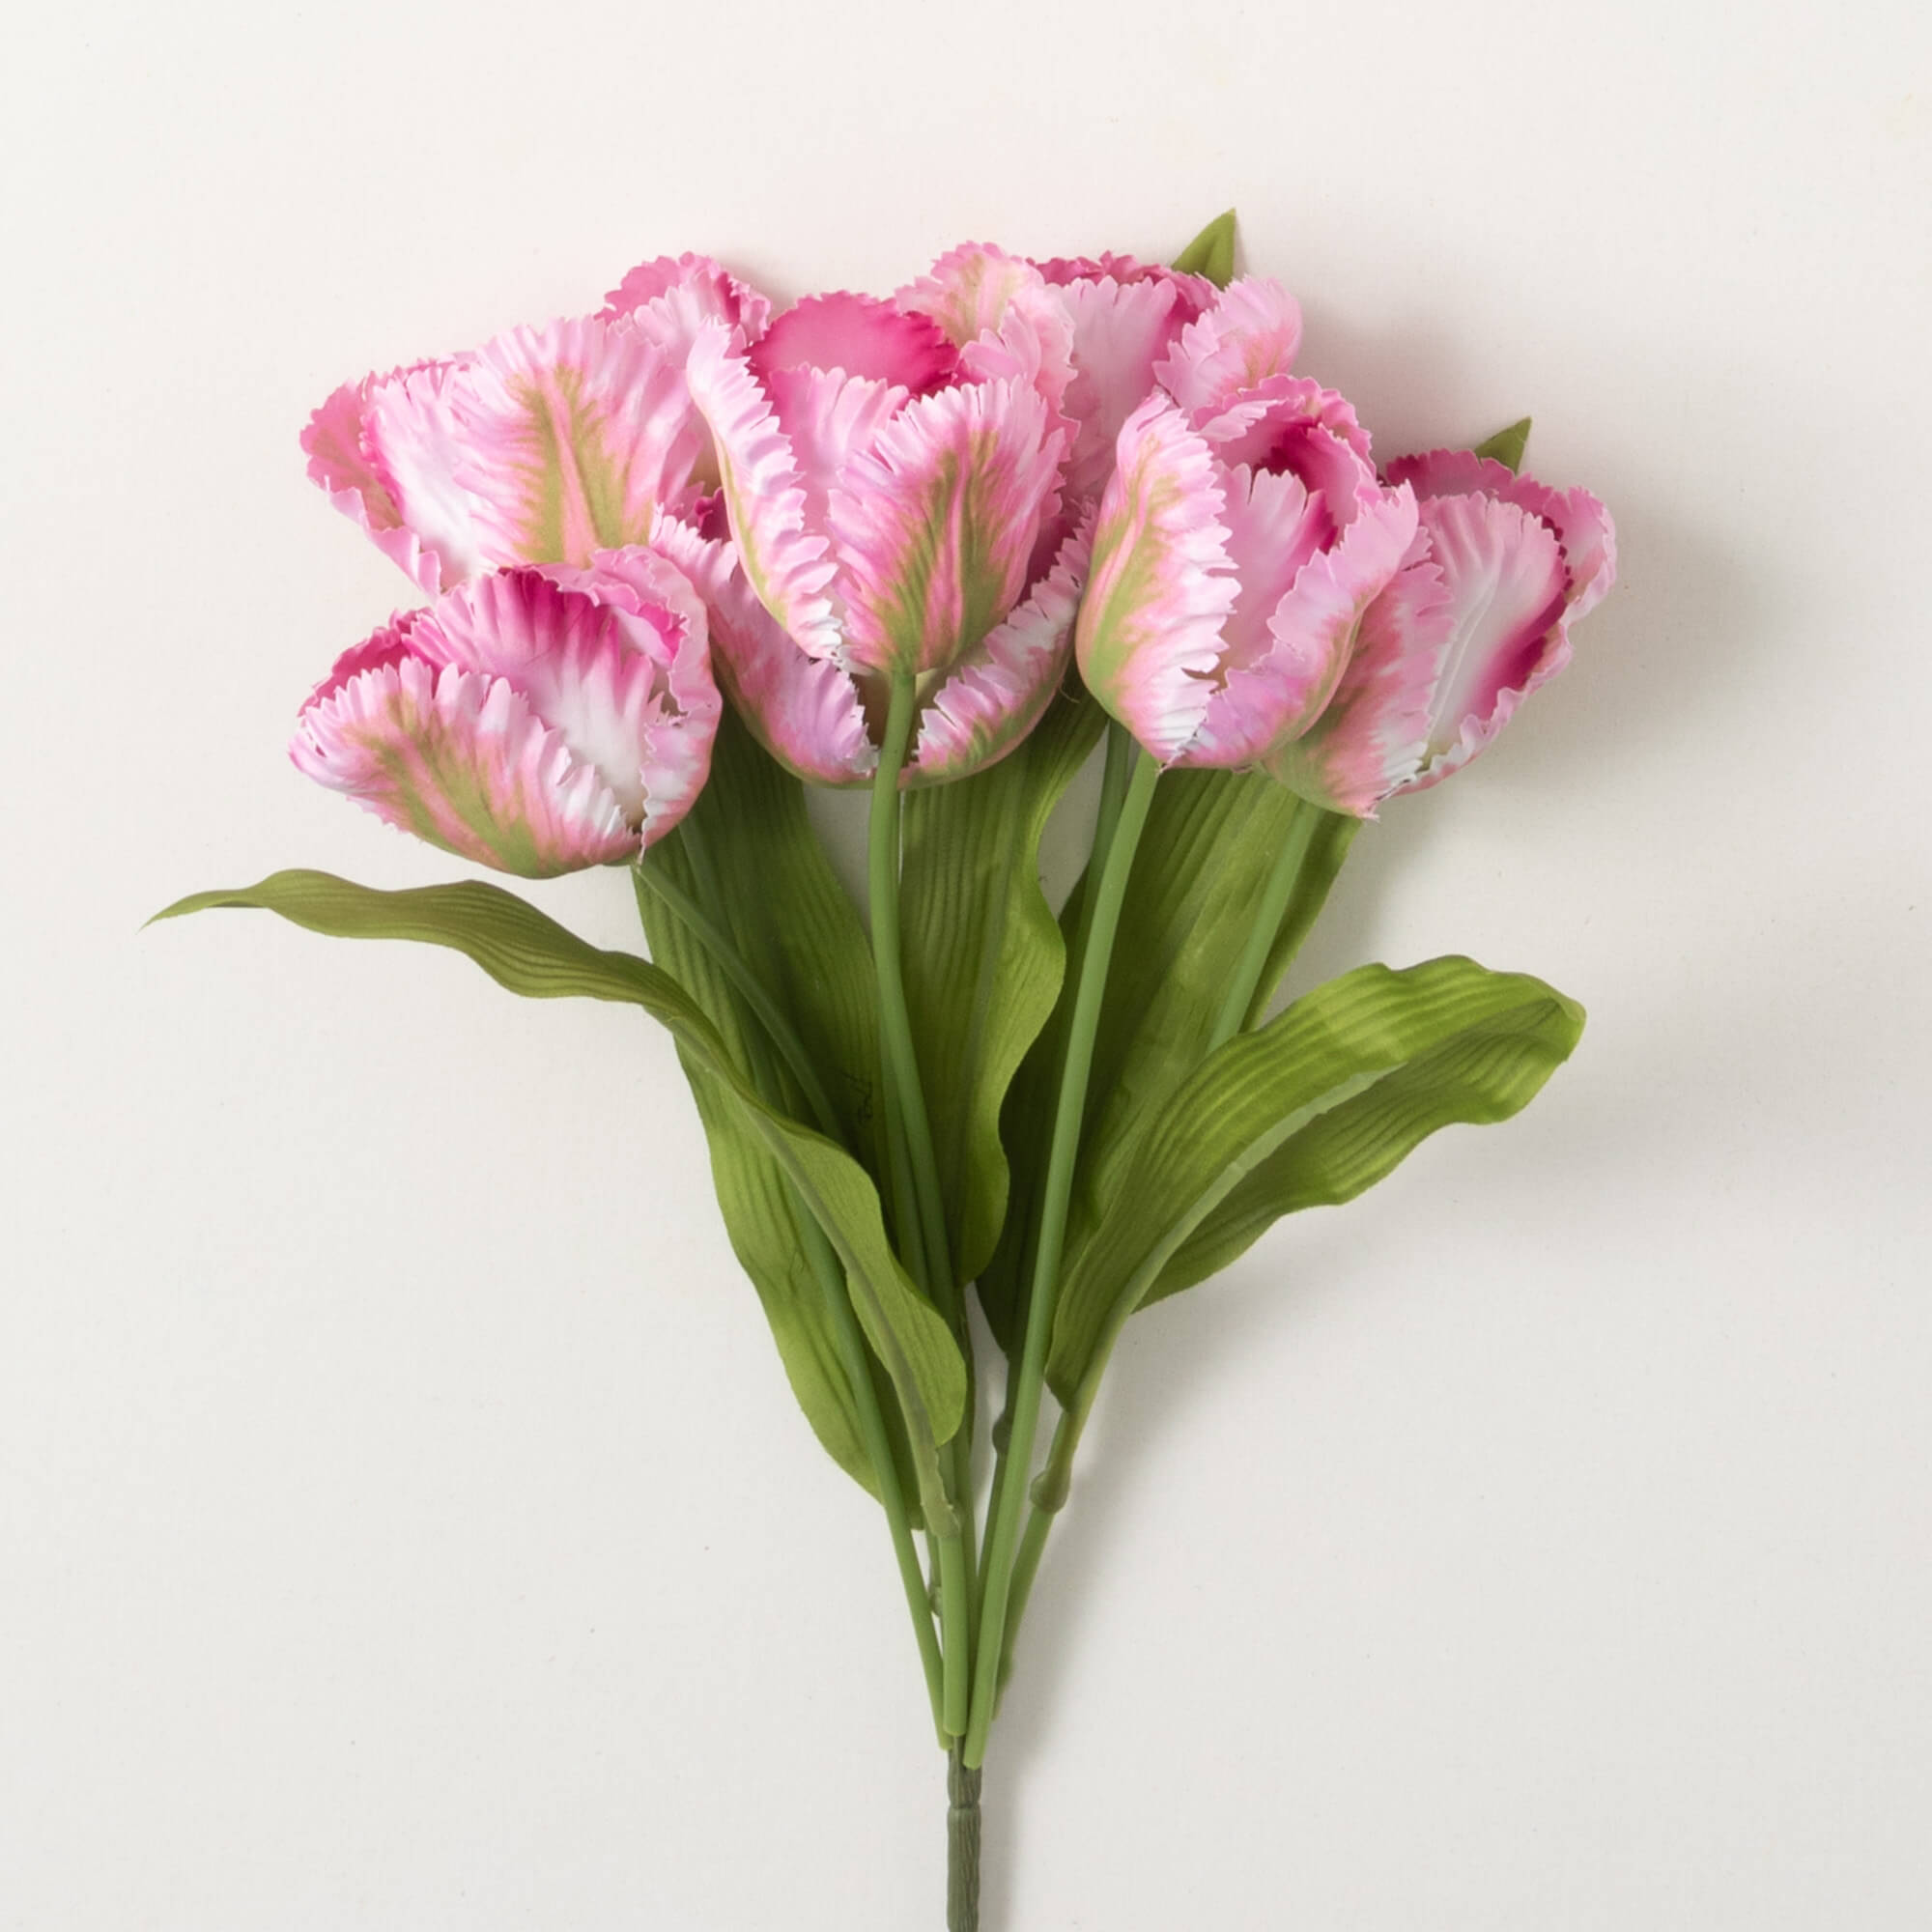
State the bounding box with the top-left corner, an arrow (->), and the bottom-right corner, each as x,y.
1029,250 -> 1232,509
1074,276 -> 1412,771
301,255 -> 769,595
1266,450 -> 1616,815
678,245 -> 1087,786
291,548 -> 722,877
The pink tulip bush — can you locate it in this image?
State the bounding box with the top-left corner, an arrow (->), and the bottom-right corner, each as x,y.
681,243 -> 1088,785
160,213 -> 1615,1932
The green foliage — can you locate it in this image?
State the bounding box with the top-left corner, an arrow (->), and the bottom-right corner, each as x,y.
900,686 -> 1105,1289
153,863 -> 968,1514
1473,416 -> 1532,472
633,711 -> 924,1511
1171,209 -> 1238,288
1046,955 -> 1586,1404
980,770 -> 1352,1349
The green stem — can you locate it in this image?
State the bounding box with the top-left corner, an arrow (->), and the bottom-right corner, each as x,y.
995,802 -> 1330,1699
634,858 -> 843,1139
869,671 -> 973,1738
964,750 -> 1162,1766
805,1214 -> 949,1740
868,675 -> 957,1316
638,828 -> 945,1735
976,720 -> 1134,1634
947,1740 -> 982,1932
994,1396 -> 1094,1706
1207,797 -> 1319,1051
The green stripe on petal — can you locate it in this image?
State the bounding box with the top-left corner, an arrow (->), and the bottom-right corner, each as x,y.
831,378 -> 1062,678
1073,394 -> 1236,759
452,317 -> 703,568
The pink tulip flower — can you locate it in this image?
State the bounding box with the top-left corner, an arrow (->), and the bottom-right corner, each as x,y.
1266,449 -> 1616,814
1075,277 -> 1415,769
301,255 -> 768,594
291,548 -> 721,876
679,246 -> 1087,785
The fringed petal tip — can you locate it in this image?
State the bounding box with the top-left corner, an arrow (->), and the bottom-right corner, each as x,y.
1156,276 -> 1303,415
1053,272 -> 1204,506
750,293 -> 958,395
301,369 -> 464,594
830,374 -> 1064,679
600,251 -> 774,349
1263,549 -> 1454,815
1033,250 -> 1217,320
895,242 -> 1040,348
910,514 -> 1092,782
1184,482 -> 1417,770
448,315 -> 707,569
1195,372 -> 1376,471
1074,395 -> 1238,762
1389,447 -> 1617,619
685,323 -> 842,661
1274,485 -> 1575,813
291,656 -> 639,878
292,556 -> 724,876
648,515 -> 875,786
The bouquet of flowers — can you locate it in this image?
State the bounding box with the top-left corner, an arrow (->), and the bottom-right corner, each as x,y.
156,211 -> 1613,1927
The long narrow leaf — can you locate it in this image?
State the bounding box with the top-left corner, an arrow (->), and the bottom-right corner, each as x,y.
900,685 -> 1104,1289
153,870 -> 967,1494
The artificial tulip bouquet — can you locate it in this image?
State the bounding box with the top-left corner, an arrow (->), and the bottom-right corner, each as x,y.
157,213 -> 1613,1927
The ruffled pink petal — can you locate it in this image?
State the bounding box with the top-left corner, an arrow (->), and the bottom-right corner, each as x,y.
1388,448 -> 1617,619
896,242 -> 1043,349
1183,483 -> 1417,768
1195,373 -> 1375,470
291,650 -> 637,877
1054,273 -> 1196,507
897,242 -> 1078,431
648,516 -> 875,785
444,316 -> 704,569
1073,394 -> 1238,761
1034,251 -> 1217,321
761,363 -> 906,559
1208,463 -> 1328,677
829,376 -> 1062,678
298,611 -> 436,714
321,361 -> 492,592
538,546 -> 724,841
600,252 -> 773,349
1263,552 -> 1456,814
1403,490 -> 1570,783
1156,276 -> 1303,415
685,323 -> 842,660
412,564 -> 717,838
910,515 -> 1091,782
750,293 -> 957,394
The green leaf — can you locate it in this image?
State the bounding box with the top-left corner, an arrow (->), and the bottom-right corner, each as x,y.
1240,808 -> 1360,1029
977,764 -> 1348,1350
152,867 -> 968,1508
1473,416 -> 1532,473
1171,209 -> 1237,288
643,710 -> 885,1165
632,712 -> 919,1508
1046,955 -> 1585,1404
1068,771 -> 1351,1250
900,686 -> 1105,1291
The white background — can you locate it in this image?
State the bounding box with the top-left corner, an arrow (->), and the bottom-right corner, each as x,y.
4,2 -> 1928,1925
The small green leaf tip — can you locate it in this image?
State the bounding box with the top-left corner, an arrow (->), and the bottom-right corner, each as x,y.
1172,209 -> 1237,289
1472,416 -> 1532,473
